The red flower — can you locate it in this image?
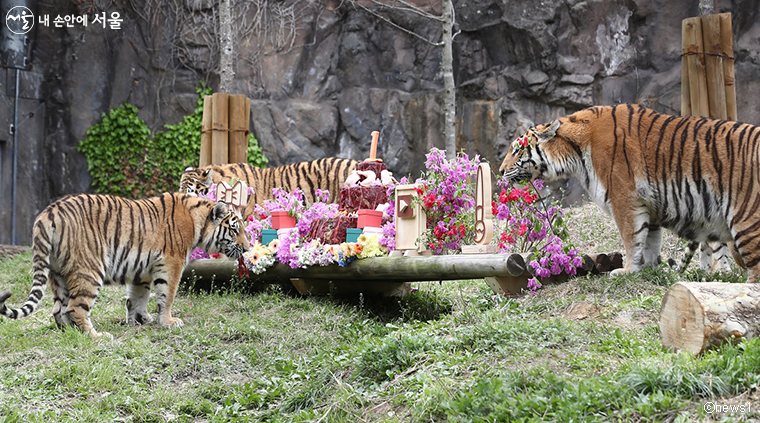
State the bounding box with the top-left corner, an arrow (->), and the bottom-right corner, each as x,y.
211,253 -> 221,259
247,215 -> 255,222
518,224 -> 528,236
519,136 -> 529,147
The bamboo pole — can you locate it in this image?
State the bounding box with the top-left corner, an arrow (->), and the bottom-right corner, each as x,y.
228,94 -> 249,164
199,95 -> 213,167
701,14 -> 728,120
719,13 -> 737,121
682,17 -> 710,117
211,92 -> 229,164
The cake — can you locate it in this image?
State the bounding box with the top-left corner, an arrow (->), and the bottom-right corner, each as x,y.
339,161 -> 390,213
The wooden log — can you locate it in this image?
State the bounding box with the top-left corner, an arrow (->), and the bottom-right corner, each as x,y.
588,253 -> 611,273
211,92 -> 229,164
701,14 -> 728,120
682,17 -> 710,117
719,13 -> 737,121
228,94 -> 249,164
183,254 -> 536,283
199,95 -> 213,167
608,251 -> 624,270
659,282 -> 760,355
576,254 -> 595,276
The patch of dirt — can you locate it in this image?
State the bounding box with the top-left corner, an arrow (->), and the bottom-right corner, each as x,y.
564,301 -> 602,320
0,245 -> 29,259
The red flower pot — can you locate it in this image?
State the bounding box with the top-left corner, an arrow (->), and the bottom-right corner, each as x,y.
357,209 -> 383,229
271,211 -> 296,229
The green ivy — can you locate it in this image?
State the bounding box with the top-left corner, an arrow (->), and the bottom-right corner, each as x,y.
78,103 -> 151,198
78,84 -> 268,198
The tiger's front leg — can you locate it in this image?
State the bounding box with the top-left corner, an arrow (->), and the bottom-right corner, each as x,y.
610,203 -> 652,276
153,259 -> 184,329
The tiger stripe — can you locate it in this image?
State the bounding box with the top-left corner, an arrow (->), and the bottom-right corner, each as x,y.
179,158 -> 358,217
500,104 -> 760,282
0,192 -> 249,338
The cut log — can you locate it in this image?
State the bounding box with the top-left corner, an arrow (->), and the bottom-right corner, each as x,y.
659,282 -> 760,355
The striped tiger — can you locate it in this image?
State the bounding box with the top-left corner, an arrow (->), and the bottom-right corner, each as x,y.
500,104 -> 758,281
179,158 -> 358,216
0,193 -> 249,338
679,241 -> 732,273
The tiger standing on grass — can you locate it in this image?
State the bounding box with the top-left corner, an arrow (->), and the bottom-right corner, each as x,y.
180,157 -> 358,216
0,193 -> 249,338
500,103 -> 759,282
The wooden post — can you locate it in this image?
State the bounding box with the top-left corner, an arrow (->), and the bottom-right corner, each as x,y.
701,14 -> 728,120
462,162 -> 497,254
659,282 -> 760,355
199,95 -> 213,167
211,92 -> 229,164
682,17 -> 710,117
228,94 -> 249,164
719,13 -> 737,121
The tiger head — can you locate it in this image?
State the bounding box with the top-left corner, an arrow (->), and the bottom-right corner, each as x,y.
499,119 -> 578,183
180,167 -> 213,196
199,202 -> 250,259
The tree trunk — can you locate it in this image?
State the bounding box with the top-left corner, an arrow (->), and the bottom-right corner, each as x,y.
699,0 -> 714,16
219,0 -> 234,93
441,0 -> 456,159
659,282 -> 760,355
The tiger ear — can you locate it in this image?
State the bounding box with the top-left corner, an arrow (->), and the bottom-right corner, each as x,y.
184,166 -> 195,173
536,120 -> 560,143
210,202 -> 229,224
202,169 -> 213,185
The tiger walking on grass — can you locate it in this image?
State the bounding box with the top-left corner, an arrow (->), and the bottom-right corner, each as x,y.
0,193 -> 249,338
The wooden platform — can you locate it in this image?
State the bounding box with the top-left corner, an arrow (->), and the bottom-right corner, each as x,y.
182,252 -> 623,297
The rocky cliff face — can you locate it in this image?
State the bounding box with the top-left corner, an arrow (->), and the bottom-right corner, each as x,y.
1,0 -> 759,244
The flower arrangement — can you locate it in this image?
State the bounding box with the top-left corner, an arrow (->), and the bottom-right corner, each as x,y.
413,148 -> 479,254
493,178 -> 582,292
242,240 -> 278,275
264,187 -> 305,218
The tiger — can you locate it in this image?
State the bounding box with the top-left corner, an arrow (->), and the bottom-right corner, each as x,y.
0,192 -> 249,338
679,241 -> 732,273
180,157 -> 358,216
499,103 -> 758,282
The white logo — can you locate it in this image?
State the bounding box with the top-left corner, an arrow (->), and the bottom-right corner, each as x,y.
5,6 -> 34,35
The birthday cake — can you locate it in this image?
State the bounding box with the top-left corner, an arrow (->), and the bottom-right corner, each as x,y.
339,161 -> 391,213
307,215 -> 358,245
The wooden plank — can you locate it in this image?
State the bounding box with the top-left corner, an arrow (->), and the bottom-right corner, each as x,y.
211,92 -> 229,164
228,94 -> 249,164
719,13 -> 737,121
682,17 -> 710,117
199,95 -> 213,167
701,14 -> 727,120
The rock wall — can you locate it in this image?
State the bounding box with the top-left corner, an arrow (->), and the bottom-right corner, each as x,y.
1,0 -> 758,244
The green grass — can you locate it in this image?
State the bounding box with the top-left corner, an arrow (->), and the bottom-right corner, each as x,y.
1,250 -> 759,422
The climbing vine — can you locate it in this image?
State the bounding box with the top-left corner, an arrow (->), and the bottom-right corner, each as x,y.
79,84 -> 268,198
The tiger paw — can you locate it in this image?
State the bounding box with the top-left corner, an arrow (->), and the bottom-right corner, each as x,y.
128,312 -> 154,326
610,268 -> 629,277
88,328 -> 114,340
159,317 -> 184,329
